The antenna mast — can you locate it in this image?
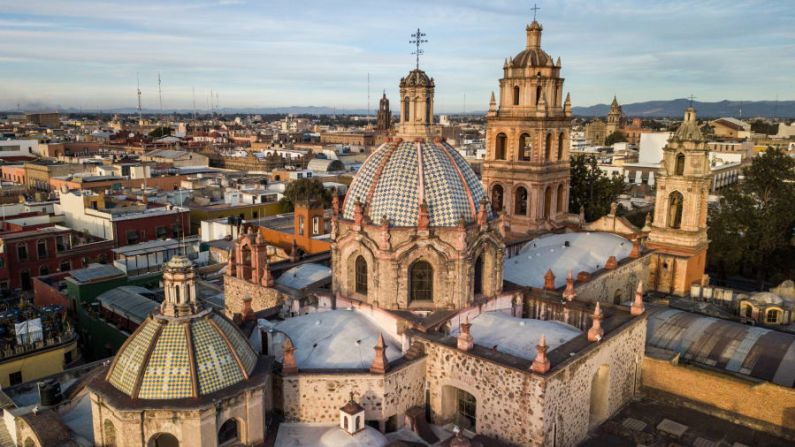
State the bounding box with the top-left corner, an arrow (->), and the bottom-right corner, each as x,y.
367,72 -> 371,126
192,87 -> 196,120
136,73 -> 142,123
158,72 -> 163,118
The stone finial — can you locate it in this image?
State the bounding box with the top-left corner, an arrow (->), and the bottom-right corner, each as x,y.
418,199 -> 430,231
353,199 -> 364,226
562,270 -> 576,301
631,281 -> 645,316
369,333 -> 390,374
564,92 -> 572,117
642,212 -> 652,232
477,197 -> 489,228
255,231 -> 265,245
289,239 -> 298,263
609,201 -> 618,216
588,302 -> 604,342
457,316 -> 474,352
544,269 -> 556,290
576,271 -> 591,283
605,256 -> 618,270
380,214 -> 389,231
579,204 -> 585,222
261,259 -> 274,287
499,210 -> 509,236
629,238 -> 641,259
488,92 -> 497,116
282,337 -> 298,374
530,334 -> 551,373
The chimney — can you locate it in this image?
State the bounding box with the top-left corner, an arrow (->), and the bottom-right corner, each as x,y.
369,334 -> 390,374
530,334 -> 550,374
587,302 -> 604,342
457,316 -> 474,352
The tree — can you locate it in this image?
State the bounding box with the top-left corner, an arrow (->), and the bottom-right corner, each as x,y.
148,126 -> 171,138
708,148 -> 795,287
604,131 -> 627,146
278,177 -> 332,212
568,156 -> 626,222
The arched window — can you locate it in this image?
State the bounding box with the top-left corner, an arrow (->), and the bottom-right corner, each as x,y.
425,95 -> 431,123
536,85 -> 542,105
491,185 -> 504,212
355,255 -> 368,295
149,433 -> 179,447
557,132 -> 565,160
556,184 -> 565,216
403,97 -> 410,122
409,260 -> 433,302
495,133 -> 507,160
766,309 -> 780,324
544,134 -> 551,161
23,439 -> 35,447
667,191 -> 684,229
514,187 -> 528,215
218,419 -> 239,445
513,86 -> 520,106
518,133 -> 531,161
473,255 -> 484,295
675,153 -> 685,175
103,420 -> 117,447
174,286 -> 180,303
543,186 -> 552,219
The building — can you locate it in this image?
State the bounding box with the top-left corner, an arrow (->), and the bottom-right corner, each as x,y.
584,119 -> 607,145
480,19 -> 575,233
0,139 -> 39,162
710,117 -> 751,139
647,108 -> 711,295
24,160 -> 87,192
140,148 -> 209,168
56,190 -> 190,247
87,256 -> 270,446
0,225 -> 113,290
605,95 -> 624,136
376,92 -> 392,132
25,112 -> 60,128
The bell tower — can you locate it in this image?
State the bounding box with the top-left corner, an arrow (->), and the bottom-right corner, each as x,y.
481,18 -> 573,234
606,96 -> 624,136
647,106 -> 711,295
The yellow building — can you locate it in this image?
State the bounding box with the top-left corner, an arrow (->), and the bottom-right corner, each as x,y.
190,201 -> 283,235
0,333 -> 79,388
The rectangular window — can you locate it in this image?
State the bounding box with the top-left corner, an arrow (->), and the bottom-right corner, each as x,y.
156,226 -> 167,239
37,240 -> 47,258
17,245 -> 27,261
298,216 -> 305,235
9,371 -> 21,386
64,351 -> 73,365
312,216 -> 320,235
126,230 -> 139,245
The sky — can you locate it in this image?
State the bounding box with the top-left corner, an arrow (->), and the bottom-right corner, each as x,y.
0,0 -> 793,113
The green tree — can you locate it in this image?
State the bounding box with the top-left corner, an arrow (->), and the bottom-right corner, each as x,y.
568,156 -> 626,222
148,126 -> 172,138
708,148 -> 795,287
278,177 -> 332,212
604,131 -> 627,146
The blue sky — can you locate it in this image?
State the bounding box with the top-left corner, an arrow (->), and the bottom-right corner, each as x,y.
0,0 -> 793,112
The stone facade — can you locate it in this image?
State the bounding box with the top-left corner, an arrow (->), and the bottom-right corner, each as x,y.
279,360 -> 426,427
224,273 -> 283,319
481,20 -> 574,233
574,254 -> 651,305
332,213 -> 504,311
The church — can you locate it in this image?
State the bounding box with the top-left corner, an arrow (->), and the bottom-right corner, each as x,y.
5,16 -> 722,447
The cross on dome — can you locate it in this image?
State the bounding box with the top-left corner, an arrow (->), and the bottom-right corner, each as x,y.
531,2 -> 540,21
410,28 -> 428,70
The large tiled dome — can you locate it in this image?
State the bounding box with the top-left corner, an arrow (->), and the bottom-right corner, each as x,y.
106,310 -> 257,399
342,139 -> 490,227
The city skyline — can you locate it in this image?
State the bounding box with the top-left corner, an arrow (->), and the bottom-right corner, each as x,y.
1,0 -> 794,112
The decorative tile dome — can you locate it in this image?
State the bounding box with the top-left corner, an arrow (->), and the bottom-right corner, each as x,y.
342,139 -> 490,227
104,256 -> 258,400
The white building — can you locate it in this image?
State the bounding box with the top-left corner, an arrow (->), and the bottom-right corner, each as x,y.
0,139 -> 39,159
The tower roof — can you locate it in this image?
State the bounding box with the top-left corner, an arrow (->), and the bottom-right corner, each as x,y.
672,107 -> 704,142
341,139 -> 490,227
399,69 -> 434,88
512,20 -> 552,68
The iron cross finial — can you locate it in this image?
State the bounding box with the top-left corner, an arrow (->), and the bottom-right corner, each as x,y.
688,94 -> 696,107
531,3 -> 540,21
410,28 -> 428,70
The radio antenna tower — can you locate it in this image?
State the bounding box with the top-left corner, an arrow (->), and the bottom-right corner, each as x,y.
136,73 -> 143,122
192,87 -> 196,120
215,92 -> 220,115
367,72 -> 371,125
157,72 -> 163,117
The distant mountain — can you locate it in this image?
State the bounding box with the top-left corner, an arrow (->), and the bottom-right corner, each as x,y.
572,99 -> 795,119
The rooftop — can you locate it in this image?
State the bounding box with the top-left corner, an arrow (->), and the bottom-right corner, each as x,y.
275,263 -> 332,290
67,264 -> 125,284
503,232 -> 632,288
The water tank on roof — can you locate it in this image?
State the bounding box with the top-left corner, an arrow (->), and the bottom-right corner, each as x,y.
38,379 -> 62,407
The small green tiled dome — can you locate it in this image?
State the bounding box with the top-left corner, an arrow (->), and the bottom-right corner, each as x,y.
105,309 -> 257,400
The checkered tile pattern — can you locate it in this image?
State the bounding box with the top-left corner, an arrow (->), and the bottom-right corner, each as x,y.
342,143 -> 389,220
443,143 -> 491,219
369,142 -> 420,226
422,143 -> 472,226
138,323 -> 193,399
192,318 -> 245,395
211,314 -> 257,372
108,318 -> 159,396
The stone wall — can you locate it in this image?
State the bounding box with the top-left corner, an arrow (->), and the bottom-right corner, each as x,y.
280,359 -> 426,427
543,316 -> 646,447
642,355 -> 795,440
224,274 -> 283,319
419,340 -> 547,446
575,254 -> 650,304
